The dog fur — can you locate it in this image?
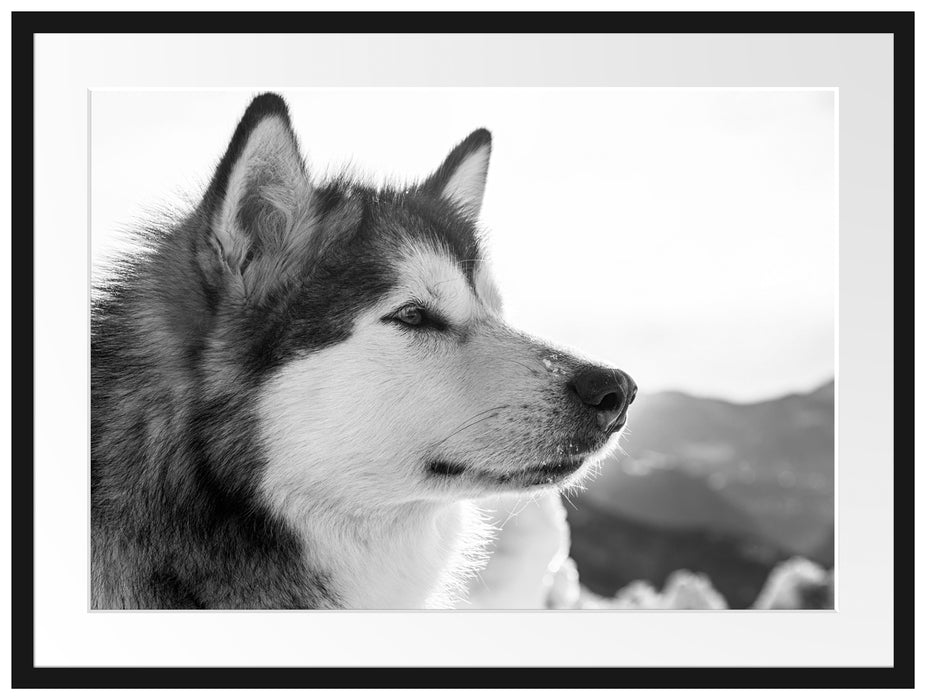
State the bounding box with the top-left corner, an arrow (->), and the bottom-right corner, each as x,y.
91,93 -> 634,609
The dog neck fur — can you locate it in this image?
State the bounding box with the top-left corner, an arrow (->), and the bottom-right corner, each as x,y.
263,490 -> 489,609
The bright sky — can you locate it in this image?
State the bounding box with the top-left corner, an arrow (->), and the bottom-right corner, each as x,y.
92,89 -> 835,402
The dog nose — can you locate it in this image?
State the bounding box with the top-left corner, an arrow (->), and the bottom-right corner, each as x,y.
568,366 -> 637,431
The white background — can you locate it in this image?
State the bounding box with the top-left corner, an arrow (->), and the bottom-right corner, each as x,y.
3,0 -> 917,696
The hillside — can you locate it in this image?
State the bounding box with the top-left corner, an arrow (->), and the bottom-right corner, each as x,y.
568,500 -> 787,609
567,380 -> 835,606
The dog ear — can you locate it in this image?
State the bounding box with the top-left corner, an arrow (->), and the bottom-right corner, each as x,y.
198,93 -> 312,297
422,129 -> 492,219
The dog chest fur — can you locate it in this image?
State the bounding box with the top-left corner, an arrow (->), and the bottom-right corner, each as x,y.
271,497 -> 487,609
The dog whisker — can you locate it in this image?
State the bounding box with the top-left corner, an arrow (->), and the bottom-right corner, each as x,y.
430,404 -> 511,450
494,356 -> 542,376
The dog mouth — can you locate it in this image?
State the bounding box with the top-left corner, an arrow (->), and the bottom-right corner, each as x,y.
427,457 -> 587,488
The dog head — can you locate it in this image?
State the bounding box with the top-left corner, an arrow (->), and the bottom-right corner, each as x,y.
194,94 -> 636,510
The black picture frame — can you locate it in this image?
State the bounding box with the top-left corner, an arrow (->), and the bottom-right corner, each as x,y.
11,9 -> 913,690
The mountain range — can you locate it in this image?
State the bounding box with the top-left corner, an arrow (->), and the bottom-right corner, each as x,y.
566,380 -> 834,608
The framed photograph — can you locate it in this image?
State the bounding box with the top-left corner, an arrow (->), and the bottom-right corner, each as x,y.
12,9 -> 912,690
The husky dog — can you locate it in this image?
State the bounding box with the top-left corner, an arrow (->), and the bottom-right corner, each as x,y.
91,93 -> 636,609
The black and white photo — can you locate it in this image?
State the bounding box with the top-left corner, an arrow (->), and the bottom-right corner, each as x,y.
91,88 -> 834,611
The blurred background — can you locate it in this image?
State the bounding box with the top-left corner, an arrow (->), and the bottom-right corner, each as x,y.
93,89 -> 836,610
566,379 -> 834,609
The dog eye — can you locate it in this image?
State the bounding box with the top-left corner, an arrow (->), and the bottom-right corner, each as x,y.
385,304 -> 449,332
395,305 -> 424,326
